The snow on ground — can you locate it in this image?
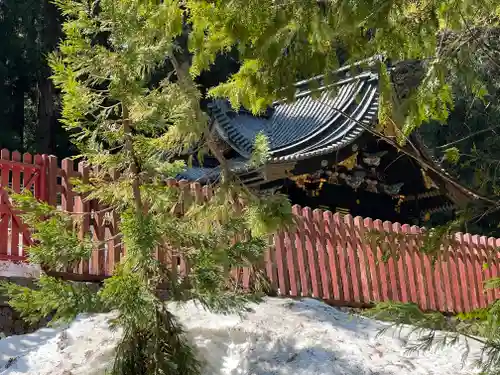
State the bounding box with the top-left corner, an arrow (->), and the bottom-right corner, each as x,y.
0,297 -> 482,375
0,261 -> 40,278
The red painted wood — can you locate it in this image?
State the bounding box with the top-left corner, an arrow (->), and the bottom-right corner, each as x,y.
383,221 -> 399,301
392,222 -> 409,303
446,245 -> 462,313
470,234 -> 484,309
90,200 -> 106,276
293,206 -> 310,297
364,217 -> 380,303
0,149 -> 11,255
303,207 -> 320,298
431,249 -> 446,312
179,255 -> 188,278
439,241 -> 454,312
264,236 -> 278,292
284,229 -> 298,297
314,209 -> 331,300
410,226 -> 428,310
354,216 -> 371,303
39,155 -> 48,202
10,151 -> 21,257
345,215 -> 361,303
463,233 -> 480,310
324,211 -> 341,301
242,264 -> 251,291
61,159 -> 74,212
5,148 -> 500,313
0,157 -> 41,170
478,236 -> 492,306
33,154 -> 44,200
420,234 -> 437,311
76,162 -> 91,275
334,213 -> 351,302
489,238 -> 500,300
373,220 -> 389,302
401,225 -> 418,305
22,153 -> 34,193
274,230 -> 289,296
456,233 -> 472,312
47,156 -> 58,207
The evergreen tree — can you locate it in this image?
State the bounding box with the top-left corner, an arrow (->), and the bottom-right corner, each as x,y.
1,1 -> 292,374
2,0 -> 500,373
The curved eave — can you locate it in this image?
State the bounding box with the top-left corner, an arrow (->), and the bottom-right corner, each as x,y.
209,71 -> 379,164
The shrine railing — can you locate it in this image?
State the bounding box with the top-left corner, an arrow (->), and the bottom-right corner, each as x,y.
1,148 -> 500,313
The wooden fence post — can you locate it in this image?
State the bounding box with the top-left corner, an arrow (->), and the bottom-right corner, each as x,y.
10,151 -> 21,257
47,155 -> 58,207
0,149 -> 11,256
292,205 -> 308,297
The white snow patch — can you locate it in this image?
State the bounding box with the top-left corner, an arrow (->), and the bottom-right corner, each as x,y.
0,298 -> 483,375
0,261 -> 40,278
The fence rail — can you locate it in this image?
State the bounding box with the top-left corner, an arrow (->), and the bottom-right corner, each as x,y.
1,149 -> 500,313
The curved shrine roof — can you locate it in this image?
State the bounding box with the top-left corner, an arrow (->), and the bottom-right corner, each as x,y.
209,71 -> 379,162
178,66 -> 381,183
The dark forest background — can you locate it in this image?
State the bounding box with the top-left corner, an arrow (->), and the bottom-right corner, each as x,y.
1,0 -> 500,234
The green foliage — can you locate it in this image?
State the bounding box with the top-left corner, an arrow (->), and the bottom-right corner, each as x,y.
10,191 -> 94,269
249,131 -> 270,168
443,147 -> 460,164
3,1 -> 296,374
5,0 -> 500,373
0,276 -> 102,325
187,0 -> 498,127
367,298 -> 500,374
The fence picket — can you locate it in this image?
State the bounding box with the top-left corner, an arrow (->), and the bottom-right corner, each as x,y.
463,233 -> 480,310
10,151 -> 21,257
409,226 -> 428,310
363,217 -> 379,303
76,162 -> 91,275
313,209 -> 331,300
456,233 -> 471,312
292,205 -> 309,297
284,228 -> 298,297
439,241 -> 454,313
489,237 -> 500,301
335,213 -> 351,302
391,223 -> 407,303
481,236 -> 494,305
354,216 -> 371,304
401,225 -> 418,305
373,220 -> 389,302
2,149 -> 500,314
324,211 -> 341,301
383,221 -> 400,302
345,215 -> 361,303
0,149 -> 11,256
274,230 -> 289,296
472,235 -> 488,308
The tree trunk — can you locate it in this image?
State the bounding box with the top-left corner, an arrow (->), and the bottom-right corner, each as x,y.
13,82 -> 25,151
36,0 -> 61,155
36,78 -> 57,154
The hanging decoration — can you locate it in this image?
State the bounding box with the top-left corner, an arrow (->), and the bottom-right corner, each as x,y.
421,168 -> 438,189
362,151 -> 388,167
365,179 -> 378,193
338,152 -> 358,170
381,182 -> 404,195
394,194 -> 405,213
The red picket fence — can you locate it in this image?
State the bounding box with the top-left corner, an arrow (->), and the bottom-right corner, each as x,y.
1,149 -> 500,313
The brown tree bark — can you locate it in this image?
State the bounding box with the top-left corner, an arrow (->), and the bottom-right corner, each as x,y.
36,0 -> 61,155
13,82 -> 25,150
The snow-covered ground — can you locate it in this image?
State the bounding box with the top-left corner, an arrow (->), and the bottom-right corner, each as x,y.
0,298 -> 482,375
0,261 -> 40,279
